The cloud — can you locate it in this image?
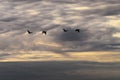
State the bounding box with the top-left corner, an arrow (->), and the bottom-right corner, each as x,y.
0,61 -> 119,80
14,0 -> 43,2
0,0 -> 120,60
55,29 -> 89,42
0,53 -> 11,59
0,17 -> 18,22
82,4 -> 120,16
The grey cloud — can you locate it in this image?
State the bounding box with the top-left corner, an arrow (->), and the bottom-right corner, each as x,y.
10,0 -> 43,3
0,0 -> 120,56
51,27 -> 120,52
82,4 -> 120,16
54,28 -> 90,42
0,17 -> 18,22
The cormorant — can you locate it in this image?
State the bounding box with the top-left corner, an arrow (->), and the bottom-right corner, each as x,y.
42,31 -> 47,35
75,29 -> 80,32
63,29 -> 68,32
27,30 -> 32,34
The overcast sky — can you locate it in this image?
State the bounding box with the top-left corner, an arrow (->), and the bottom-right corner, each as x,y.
0,0 -> 120,62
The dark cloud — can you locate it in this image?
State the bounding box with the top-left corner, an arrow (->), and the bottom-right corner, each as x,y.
49,26 -> 120,52
56,29 -> 89,42
0,61 -> 120,80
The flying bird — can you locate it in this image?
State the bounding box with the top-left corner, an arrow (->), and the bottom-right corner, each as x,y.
75,29 -> 80,32
63,29 -> 68,32
27,30 -> 33,34
42,31 -> 47,35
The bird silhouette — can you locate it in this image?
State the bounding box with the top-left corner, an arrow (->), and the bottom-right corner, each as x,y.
63,29 -> 68,32
75,29 -> 80,32
42,31 -> 47,35
27,30 -> 33,34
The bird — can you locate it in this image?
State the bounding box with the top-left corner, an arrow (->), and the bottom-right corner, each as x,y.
75,29 -> 80,32
42,31 -> 47,35
27,30 -> 33,34
63,29 -> 68,32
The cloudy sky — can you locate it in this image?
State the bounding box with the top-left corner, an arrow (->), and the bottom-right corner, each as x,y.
0,0 -> 120,62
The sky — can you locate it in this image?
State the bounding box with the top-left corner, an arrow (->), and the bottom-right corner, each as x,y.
0,0 -> 120,62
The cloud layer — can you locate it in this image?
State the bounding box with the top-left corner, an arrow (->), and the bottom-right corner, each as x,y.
0,0 -> 120,60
